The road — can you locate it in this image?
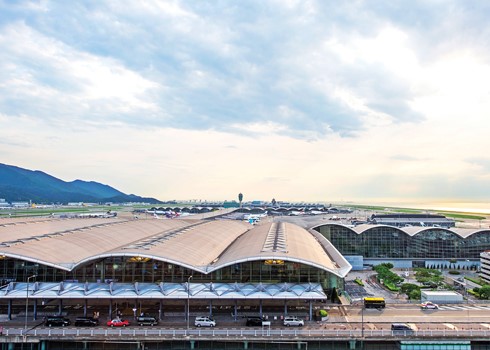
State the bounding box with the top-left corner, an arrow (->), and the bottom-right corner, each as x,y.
0,305 -> 488,344
332,305 -> 490,331
4,304 -> 490,333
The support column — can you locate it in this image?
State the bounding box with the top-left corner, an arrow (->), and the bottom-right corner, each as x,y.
33,299 -> 37,320
297,342 -> 303,349
8,343 -> 14,350
7,299 -> 12,320
309,300 -> 313,322
58,299 -> 63,315
259,300 -> 263,317
209,301 -> 212,317
108,299 -> 113,319
159,300 -> 163,320
40,340 -> 46,350
243,341 -> 249,349
184,301 -> 187,320
84,299 -> 88,317
190,340 -> 195,349
284,300 -> 287,316
234,300 -> 238,321
349,339 -> 357,350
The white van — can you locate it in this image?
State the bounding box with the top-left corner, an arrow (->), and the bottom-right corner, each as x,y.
283,316 -> 304,327
194,316 -> 216,327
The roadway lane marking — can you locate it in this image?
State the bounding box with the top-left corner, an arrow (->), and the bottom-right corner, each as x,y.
440,305 -> 490,310
440,306 -> 466,310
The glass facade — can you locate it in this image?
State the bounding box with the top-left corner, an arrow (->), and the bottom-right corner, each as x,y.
315,224 -> 490,259
0,257 -> 342,292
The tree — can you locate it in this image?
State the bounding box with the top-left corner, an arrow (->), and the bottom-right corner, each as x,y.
480,285 -> 490,299
373,264 -> 403,287
409,289 -> 421,300
271,198 -> 277,206
401,283 -> 419,296
238,193 -> 243,207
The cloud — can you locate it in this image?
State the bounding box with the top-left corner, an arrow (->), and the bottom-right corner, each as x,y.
0,22 -> 160,128
0,0 -> 436,140
346,173 -> 490,202
465,158 -> 490,175
1,1 -> 490,203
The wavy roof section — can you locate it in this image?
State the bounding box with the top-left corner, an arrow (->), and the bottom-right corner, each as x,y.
2,281 -> 327,300
0,214 -> 350,277
314,223 -> 490,239
215,222 -> 350,277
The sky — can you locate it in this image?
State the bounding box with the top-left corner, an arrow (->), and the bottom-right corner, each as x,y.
1,0 -> 490,205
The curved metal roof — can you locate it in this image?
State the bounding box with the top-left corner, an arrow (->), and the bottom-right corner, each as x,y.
313,223 -> 490,239
213,221 -> 350,277
0,214 -> 350,277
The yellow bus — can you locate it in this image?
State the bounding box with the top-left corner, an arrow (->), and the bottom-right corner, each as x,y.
363,297 -> 386,309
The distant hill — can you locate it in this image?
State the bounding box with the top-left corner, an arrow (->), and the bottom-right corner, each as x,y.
0,163 -> 162,204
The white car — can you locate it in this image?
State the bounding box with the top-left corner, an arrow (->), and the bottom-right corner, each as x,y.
283,316 -> 304,327
194,316 -> 216,327
420,301 -> 439,310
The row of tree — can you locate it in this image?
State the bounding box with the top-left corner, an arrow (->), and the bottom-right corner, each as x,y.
373,264 -> 490,300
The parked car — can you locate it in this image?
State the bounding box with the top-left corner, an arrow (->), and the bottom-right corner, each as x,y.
106,318 -> 130,327
194,316 -> 216,327
283,316 -> 304,327
420,301 -> 439,310
246,317 -> 265,327
391,323 -> 414,333
136,316 -> 158,326
45,316 -> 71,327
74,317 -> 99,327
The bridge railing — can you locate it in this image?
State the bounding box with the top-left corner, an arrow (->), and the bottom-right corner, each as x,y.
4,327 -> 490,339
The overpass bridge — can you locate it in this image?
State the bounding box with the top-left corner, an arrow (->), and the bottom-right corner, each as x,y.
0,325 -> 487,349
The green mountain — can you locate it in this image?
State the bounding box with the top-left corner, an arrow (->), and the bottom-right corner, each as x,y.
0,163 -> 161,204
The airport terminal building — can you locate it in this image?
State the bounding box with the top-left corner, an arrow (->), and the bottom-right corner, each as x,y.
0,212 -> 351,321
314,223 -> 489,270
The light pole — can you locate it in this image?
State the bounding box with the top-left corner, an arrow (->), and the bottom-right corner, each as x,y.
25,275 -> 37,333
187,275 -> 193,331
361,305 -> 364,338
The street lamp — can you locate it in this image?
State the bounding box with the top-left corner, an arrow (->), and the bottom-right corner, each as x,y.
25,275 -> 37,333
186,275 -> 193,331
361,305 -> 364,338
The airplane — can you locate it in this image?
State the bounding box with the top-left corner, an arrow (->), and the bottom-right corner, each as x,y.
150,210 -> 181,219
76,211 -> 117,218
243,213 -> 267,220
308,210 -> 325,215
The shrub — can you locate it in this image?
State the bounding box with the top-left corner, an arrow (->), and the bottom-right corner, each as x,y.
408,289 -> 421,300
319,309 -> 328,317
401,283 -> 419,295
448,270 -> 460,275
384,281 -> 400,291
466,277 -> 485,286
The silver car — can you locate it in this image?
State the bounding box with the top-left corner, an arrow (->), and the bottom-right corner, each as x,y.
283,316 -> 304,327
194,316 -> 216,327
